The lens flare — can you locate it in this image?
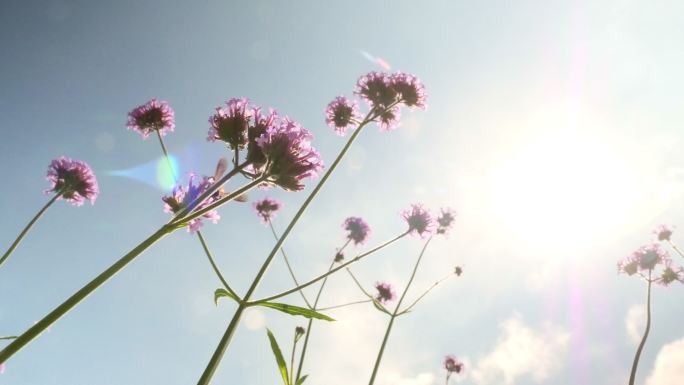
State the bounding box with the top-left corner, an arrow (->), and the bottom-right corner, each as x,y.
109,155 -> 179,192
360,50 -> 392,71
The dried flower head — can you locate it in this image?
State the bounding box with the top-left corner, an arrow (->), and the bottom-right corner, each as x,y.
390,72 -> 427,109
255,118 -> 324,191
654,224 -> 674,242
334,251 -> 345,263
374,282 -> 396,304
162,174 -> 220,233
343,217 -> 371,246
325,96 -> 361,136
46,157 -> 99,206
295,326 -> 306,342
401,204 -> 435,238
208,98 -> 252,149
444,355 -> 464,374
253,197 -> 282,224
436,208 -> 456,235
127,99 -> 175,139
454,266 -> 463,276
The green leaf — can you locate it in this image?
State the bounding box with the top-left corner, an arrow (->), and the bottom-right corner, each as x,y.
266,328 -> 290,385
295,374 -> 309,385
257,302 -> 335,321
214,288 -> 239,305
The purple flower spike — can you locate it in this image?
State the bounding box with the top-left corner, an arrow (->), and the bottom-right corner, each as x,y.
325,96 -> 361,136
444,355 -> 464,374
127,99 -> 175,139
253,197 -> 282,224
255,118 -> 324,191
654,224 -> 674,242
162,174 -> 220,233
343,217 -> 371,246
390,72 -> 427,109
46,157 -> 99,206
208,98 -> 252,149
401,204 -> 435,238
374,282 -> 396,304
436,208 -> 457,235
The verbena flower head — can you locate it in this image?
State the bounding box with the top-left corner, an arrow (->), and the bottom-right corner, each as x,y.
253,197 -> 282,224
247,107 -> 279,166
343,217 -> 371,245
208,98 -> 252,149
618,243 -> 670,276
401,204 -> 435,237
355,72 -> 396,109
255,118 -> 324,191
654,224 -> 674,242
657,263 -> 684,287
162,174 -> 220,233
436,208 -> 457,235
127,99 -> 175,139
325,96 -> 361,136
295,326 -> 306,342
46,157 -> 99,206
390,72 -> 427,109
374,282 -> 396,304
444,355 -> 464,374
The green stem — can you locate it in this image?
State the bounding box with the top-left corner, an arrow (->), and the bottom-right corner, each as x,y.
197,231 -> 239,300
667,240 -> 684,260
398,271 -> 454,315
0,225 -> 173,363
268,221 -> 312,308
197,110 -> 377,385
0,336 -> 17,341
156,130 -> 178,183
0,193 -> 60,270
316,299 -> 371,311
628,271 -> 652,385
290,332 -> 297,385
368,236 -> 433,385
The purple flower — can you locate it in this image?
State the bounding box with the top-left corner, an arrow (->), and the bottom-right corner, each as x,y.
619,243 -> 670,275
390,72 -> 427,109
127,99 -> 175,139
377,106 -> 401,131
325,96 -> 361,136
355,72 -> 397,109
253,197 -> 282,224
255,118 -> 324,191
401,204 -> 435,237
436,208 -> 456,235
444,355 -> 464,374
374,282 -> 396,304
46,157 -> 99,206
208,98 -> 252,149
654,224 -> 674,242
247,107 -> 279,166
343,217 -> 371,245
657,264 -> 684,287
162,174 -> 220,233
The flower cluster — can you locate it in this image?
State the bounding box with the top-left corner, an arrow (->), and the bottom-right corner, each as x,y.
127,99 -> 175,139
46,157 -> 99,206
436,208 -> 457,235
253,197 -> 282,224
162,174 -> 220,233
618,243 -> 684,286
207,98 -> 251,149
343,217 -> 371,246
325,96 -> 361,136
374,281 -> 396,304
444,355 -> 464,374
654,224 -> 674,242
401,204 -> 436,238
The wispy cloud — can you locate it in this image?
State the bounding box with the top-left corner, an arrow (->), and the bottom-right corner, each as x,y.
625,304 -> 646,345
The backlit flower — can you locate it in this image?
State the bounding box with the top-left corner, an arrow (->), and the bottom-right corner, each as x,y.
355,72 -> 396,109
654,224 -> 673,242
162,174 -> 220,233
374,282 -> 396,304
208,98 -> 252,149
656,262 -> 684,287
343,217 -> 371,245
46,157 -> 99,206
444,355 -> 464,374
127,99 -> 175,139
253,197 -> 282,224
390,72 -> 427,109
401,204 -> 435,237
325,96 -> 361,136
436,208 -> 456,235
619,243 -> 670,275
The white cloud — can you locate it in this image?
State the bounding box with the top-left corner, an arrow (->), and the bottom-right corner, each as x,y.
379,372 -> 435,385
471,315 -> 570,385
625,304 -> 646,345
645,337 -> 684,385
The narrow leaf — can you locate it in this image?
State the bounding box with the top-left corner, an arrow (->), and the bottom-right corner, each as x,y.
266,328 -> 290,385
257,302 -> 335,321
214,288 -> 239,305
295,374 -> 309,385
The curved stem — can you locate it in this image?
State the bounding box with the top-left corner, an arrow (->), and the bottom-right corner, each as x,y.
268,221 -> 312,308
0,193 -> 60,270
628,271 -> 653,385
197,110 -> 377,385
0,225 -> 173,363
368,236 -> 433,385
197,231 -> 239,299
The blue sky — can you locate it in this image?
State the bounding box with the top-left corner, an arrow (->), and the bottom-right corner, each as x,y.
2,1 -> 684,384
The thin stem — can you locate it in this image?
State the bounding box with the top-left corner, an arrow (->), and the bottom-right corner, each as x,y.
252,232 -> 407,305
290,332 -> 297,385
0,225 -> 173,363
0,336 -> 17,341
667,240 -> 684,260
268,221 -> 312,308
628,270 -> 653,385
0,193 -> 61,270
156,130 -> 178,183
317,299 -> 372,311
345,267 -> 390,314
197,111 -> 377,385
398,271 -> 454,315
197,231 -> 239,300
368,236 -> 433,385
